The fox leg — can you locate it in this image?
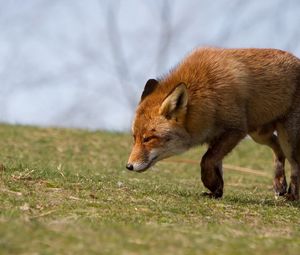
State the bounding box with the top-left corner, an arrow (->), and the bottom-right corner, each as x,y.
249,125 -> 287,196
201,130 -> 246,198
201,160 -> 223,198
277,121 -> 300,201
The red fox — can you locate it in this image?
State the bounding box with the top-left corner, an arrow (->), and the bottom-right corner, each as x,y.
126,48 -> 300,201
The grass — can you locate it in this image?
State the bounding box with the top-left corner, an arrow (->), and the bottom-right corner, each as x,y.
0,123 -> 300,255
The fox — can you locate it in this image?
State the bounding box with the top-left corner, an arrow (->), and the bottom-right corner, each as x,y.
126,47 -> 300,201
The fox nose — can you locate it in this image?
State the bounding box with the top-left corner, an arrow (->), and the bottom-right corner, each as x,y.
126,163 -> 134,171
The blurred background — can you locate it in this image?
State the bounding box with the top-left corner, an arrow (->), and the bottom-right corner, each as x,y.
1,0 -> 300,131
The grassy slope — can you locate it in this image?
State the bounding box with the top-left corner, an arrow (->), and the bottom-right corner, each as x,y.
0,124 -> 299,255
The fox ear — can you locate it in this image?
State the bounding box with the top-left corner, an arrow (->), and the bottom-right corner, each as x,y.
141,79 -> 159,101
159,83 -> 188,119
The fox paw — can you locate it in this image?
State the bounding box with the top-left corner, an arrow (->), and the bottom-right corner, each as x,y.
201,190 -> 223,199
284,193 -> 299,201
274,177 -> 287,196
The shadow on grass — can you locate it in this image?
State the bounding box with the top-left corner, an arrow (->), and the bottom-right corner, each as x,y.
138,182 -> 300,209
223,194 -> 300,208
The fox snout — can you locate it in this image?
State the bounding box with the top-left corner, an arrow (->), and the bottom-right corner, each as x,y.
126,148 -> 158,172
126,163 -> 134,171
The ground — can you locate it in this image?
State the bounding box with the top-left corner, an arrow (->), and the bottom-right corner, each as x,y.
0,124 -> 299,255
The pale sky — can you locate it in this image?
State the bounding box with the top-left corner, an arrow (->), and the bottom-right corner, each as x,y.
0,0 -> 300,130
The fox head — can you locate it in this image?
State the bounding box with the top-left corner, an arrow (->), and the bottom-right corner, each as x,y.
126,79 -> 191,172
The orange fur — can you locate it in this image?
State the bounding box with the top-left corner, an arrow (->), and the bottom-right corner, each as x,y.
127,47 -> 300,200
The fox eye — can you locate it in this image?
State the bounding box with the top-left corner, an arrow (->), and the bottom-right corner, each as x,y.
142,136 -> 155,143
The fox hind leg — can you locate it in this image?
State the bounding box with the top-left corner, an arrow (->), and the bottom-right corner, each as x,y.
249,124 -> 287,196
277,121 -> 300,201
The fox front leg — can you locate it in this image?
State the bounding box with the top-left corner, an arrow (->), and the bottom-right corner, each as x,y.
200,130 -> 246,198
201,160 -> 223,198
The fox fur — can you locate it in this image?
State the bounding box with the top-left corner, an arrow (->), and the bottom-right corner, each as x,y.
127,47 -> 300,201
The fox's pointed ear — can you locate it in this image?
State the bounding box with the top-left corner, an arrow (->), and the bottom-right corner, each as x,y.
159,83 -> 188,119
141,79 -> 159,101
